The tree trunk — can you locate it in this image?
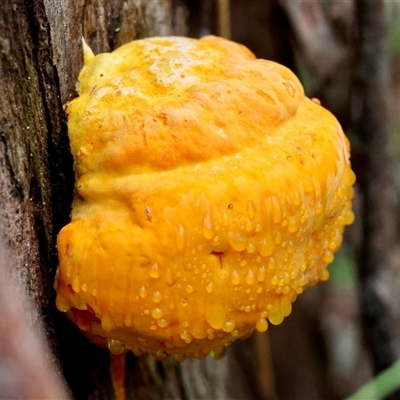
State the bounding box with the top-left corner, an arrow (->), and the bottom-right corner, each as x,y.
0,1 -> 228,398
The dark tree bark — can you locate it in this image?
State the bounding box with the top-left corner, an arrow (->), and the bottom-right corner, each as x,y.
353,0 -> 398,379
0,1 -> 228,399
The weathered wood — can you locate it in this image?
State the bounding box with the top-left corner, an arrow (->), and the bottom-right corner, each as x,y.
353,0 -> 398,380
276,0 -> 353,128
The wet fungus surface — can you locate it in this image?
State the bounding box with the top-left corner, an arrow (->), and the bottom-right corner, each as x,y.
54,35 -> 355,361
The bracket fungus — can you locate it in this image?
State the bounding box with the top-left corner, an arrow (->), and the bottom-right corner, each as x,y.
55,36 -> 355,361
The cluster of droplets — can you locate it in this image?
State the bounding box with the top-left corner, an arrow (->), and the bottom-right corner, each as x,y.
56,157 -> 355,361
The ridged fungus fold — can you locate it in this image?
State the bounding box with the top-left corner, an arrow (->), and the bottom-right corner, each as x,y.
55,35 -> 355,361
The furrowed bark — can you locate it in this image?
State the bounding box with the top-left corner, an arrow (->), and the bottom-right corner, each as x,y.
353,0 -> 398,383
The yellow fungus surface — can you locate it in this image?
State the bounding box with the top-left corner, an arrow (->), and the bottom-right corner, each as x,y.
54,35 -> 355,360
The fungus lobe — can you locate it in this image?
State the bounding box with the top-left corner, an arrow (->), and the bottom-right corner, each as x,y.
55,35 -> 355,361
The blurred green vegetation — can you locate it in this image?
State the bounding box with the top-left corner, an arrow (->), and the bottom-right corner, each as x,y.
346,359 -> 400,400
328,250 -> 357,288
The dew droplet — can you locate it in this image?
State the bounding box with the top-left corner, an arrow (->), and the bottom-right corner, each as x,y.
206,281 -> 214,293
151,308 -> 164,319
256,317 -> 268,333
211,346 -> 227,360
320,269 -> 330,281
139,286 -> 148,298
152,291 -> 162,303
247,242 -> 256,253
257,236 -> 274,257
231,270 -> 241,285
206,307 -> 226,329
149,263 -> 160,279
157,318 -> 168,328
299,274 -> 308,286
186,284 -> 194,293
344,169 -> 356,186
343,209 -> 355,225
269,308 -> 284,325
281,298 -> 292,317
180,331 -> 192,343
245,220 -> 254,232
55,295 -> 70,312
223,320 -> 235,332
271,275 -> 279,285
245,269 -> 256,285
228,232 -> 247,251
288,216 -> 299,233
108,338 -> 125,355
322,249 -> 334,264
257,265 -> 266,281
268,257 -> 277,270
244,305 -> 252,313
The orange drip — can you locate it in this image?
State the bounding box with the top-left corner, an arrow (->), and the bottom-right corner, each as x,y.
109,353 -> 126,400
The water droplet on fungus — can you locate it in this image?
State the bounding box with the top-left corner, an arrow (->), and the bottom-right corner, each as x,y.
257,265 -> 266,281
152,291 -> 162,302
151,308 -> 164,319
206,307 -> 226,330
228,232 -> 247,251
231,270 -> 241,285
149,263 -> 160,279
245,269 -> 256,285
257,237 -> 274,257
108,339 -> 125,355
256,317 -> 268,332
157,318 -> 168,328
139,286 -> 148,298
223,320 -> 235,332
269,307 -> 284,325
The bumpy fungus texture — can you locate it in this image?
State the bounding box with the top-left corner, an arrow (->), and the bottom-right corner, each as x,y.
55,35 -> 355,361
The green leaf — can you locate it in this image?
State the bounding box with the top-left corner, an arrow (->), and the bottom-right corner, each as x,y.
346,359 -> 400,400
